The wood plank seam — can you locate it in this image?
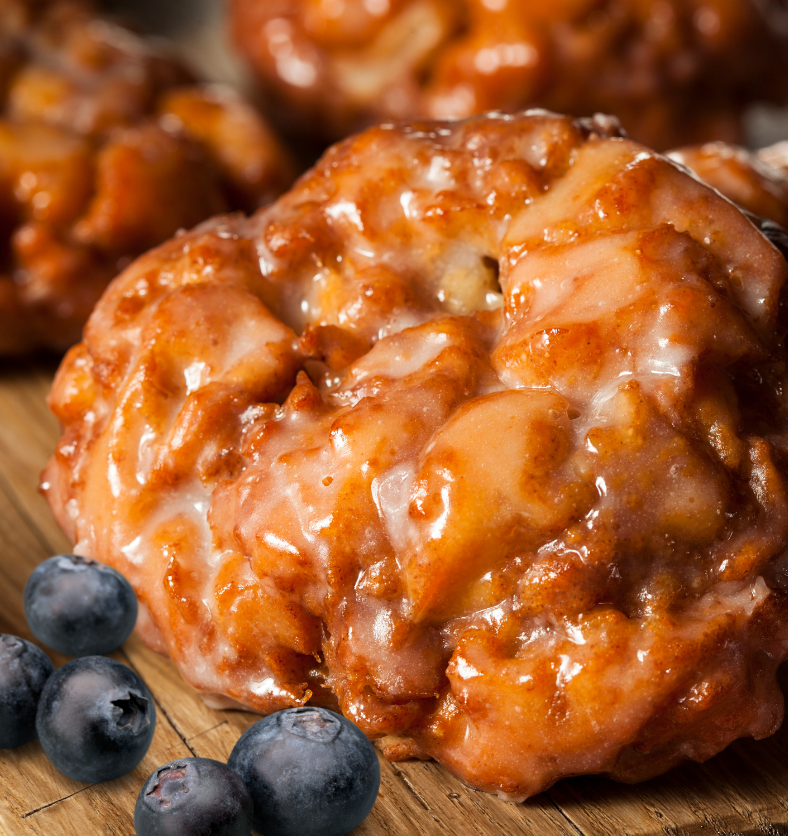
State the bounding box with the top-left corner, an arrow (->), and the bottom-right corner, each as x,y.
749,816 -> 785,836
388,763 -> 438,819
186,721 -> 230,744
118,648 -> 197,758
745,811 -> 786,835
22,787 -> 91,820
544,797 -> 588,836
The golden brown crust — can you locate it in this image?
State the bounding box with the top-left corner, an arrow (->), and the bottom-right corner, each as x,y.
230,0 -> 788,149
0,0 -> 295,354
44,111 -> 788,799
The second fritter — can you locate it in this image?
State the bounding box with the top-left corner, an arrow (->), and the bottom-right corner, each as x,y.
0,0 -> 295,354
231,0 -> 788,149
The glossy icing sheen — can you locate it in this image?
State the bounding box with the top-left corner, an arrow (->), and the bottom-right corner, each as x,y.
44,111 -> 788,799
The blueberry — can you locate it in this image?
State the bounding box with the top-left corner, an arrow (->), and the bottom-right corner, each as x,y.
134,757 -> 253,836
36,656 -> 156,782
228,707 -> 380,836
0,635 -> 54,748
24,554 -> 138,657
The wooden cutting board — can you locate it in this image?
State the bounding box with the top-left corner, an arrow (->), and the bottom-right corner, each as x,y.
1,360 -> 788,836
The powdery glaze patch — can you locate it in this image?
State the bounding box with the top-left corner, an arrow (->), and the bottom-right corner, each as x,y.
44,111 -> 788,800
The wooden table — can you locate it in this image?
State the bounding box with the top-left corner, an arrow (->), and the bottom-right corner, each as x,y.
1,359 -> 788,836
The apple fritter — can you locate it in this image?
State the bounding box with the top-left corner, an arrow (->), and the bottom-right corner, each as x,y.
44,111 -> 788,799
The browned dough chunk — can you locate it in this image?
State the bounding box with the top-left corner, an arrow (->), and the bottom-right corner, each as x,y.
44,111 -> 788,800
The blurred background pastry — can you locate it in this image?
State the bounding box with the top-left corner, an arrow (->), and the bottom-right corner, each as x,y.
670,141 -> 788,227
227,0 -> 788,150
0,0 -> 295,355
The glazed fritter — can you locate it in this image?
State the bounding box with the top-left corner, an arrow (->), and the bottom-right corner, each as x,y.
230,0 -> 788,150
0,0 -> 295,354
44,111 -> 788,799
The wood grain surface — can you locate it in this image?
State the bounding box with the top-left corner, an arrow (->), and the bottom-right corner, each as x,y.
1,358 -> 788,836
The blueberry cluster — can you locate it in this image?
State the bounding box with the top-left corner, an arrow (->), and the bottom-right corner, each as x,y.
1,554 -> 155,787
4,554 -> 380,835
136,707 -> 380,836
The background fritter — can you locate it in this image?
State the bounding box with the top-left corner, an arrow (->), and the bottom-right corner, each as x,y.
670,141 -> 788,227
229,0 -> 788,150
0,0 -> 294,354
